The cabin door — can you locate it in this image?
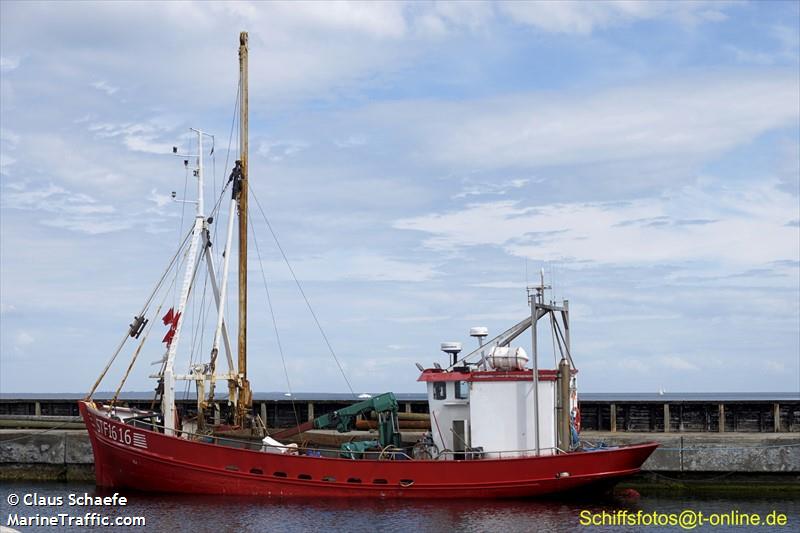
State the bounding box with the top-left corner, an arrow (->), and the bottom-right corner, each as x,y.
452,419 -> 468,458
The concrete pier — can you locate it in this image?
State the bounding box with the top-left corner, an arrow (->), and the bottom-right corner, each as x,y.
583,432 -> 800,473
0,429 -> 94,481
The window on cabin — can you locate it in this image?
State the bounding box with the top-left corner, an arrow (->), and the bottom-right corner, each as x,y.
455,380 -> 469,399
433,382 -> 446,400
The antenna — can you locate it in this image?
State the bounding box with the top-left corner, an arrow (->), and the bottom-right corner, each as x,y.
470,327 -> 489,369
530,267 -> 551,304
469,327 -> 488,347
440,342 -> 462,367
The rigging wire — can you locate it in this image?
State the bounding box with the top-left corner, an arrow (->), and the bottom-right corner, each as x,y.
111,273 -> 177,403
86,227 -> 193,398
249,211 -> 300,431
152,232 -> 208,390
249,187 -> 356,398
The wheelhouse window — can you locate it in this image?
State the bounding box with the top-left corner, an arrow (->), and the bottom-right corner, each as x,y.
455,380 -> 469,399
433,382 -> 446,400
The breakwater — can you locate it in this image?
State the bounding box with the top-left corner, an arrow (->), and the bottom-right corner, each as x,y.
3,392 -> 799,433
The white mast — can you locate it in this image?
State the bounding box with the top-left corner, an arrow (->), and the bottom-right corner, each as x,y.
161,130 -> 206,436
207,165 -> 240,403
529,285 -> 539,455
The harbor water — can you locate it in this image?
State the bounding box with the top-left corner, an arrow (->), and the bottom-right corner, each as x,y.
2,481 -> 798,532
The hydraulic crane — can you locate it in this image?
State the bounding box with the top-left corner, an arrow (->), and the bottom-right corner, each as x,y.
271,392 -> 403,458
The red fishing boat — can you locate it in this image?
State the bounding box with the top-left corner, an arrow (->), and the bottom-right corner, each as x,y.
80,31 -> 657,498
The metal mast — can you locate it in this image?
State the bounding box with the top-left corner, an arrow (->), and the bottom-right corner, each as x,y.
528,269 -> 550,456
236,31 -> 252,425
161,131 -> 206,436
529,286 -> 540,456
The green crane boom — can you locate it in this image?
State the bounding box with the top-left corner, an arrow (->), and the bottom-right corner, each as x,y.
313,392 -> 402,449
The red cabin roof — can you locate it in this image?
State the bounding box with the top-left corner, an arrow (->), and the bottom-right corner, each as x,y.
417,369 -> 573,383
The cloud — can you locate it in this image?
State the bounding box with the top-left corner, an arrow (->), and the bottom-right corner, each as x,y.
334,135 -> 367,148
1,182 -> 114,215
88,120 -> 177,154
39,217 -> 133,235
0,128 -> 19,175
498,0 -> 730,35
395,179 -> 799,268
0,151 -> 16,175
469,281 -> 524,289
657,355 -> 699,371
387,315 -> 451,324
270,1 -> 408,39
257,140 -> 310,162
148,188 -> 172,208
453,177 -> 529,199
0,1 -> 743,118
13,330 -> 35,355
726,24 -> 800,66
251,250 -> 438,283
616,358 -> 649,373
91,80 -> 119,95
766,360 -> 785,373
1,1 -> 797,395
0,129 -> 20,145
392,73 -> 800,169
0,56 -> 19,72
0,182 -> 138,235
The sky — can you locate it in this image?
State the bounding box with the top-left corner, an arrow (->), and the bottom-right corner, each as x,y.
0,1 -> 798,396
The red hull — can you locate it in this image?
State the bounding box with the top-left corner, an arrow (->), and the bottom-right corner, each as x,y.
80,401 -> 657,499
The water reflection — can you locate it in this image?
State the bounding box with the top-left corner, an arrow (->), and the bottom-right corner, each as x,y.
1,482 -> 797,533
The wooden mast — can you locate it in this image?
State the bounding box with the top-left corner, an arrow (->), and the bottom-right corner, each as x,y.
236,31 -> 252,425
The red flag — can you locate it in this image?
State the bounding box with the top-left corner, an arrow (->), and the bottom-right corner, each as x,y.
161,310 -> 181,347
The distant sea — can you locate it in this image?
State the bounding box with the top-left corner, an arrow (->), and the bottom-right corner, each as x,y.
2,391 -> 798,401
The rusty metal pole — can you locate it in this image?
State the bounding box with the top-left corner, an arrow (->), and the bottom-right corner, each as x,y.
774,403 -> 780,432
236,31 -> 252,426
610,403 -> 617,432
